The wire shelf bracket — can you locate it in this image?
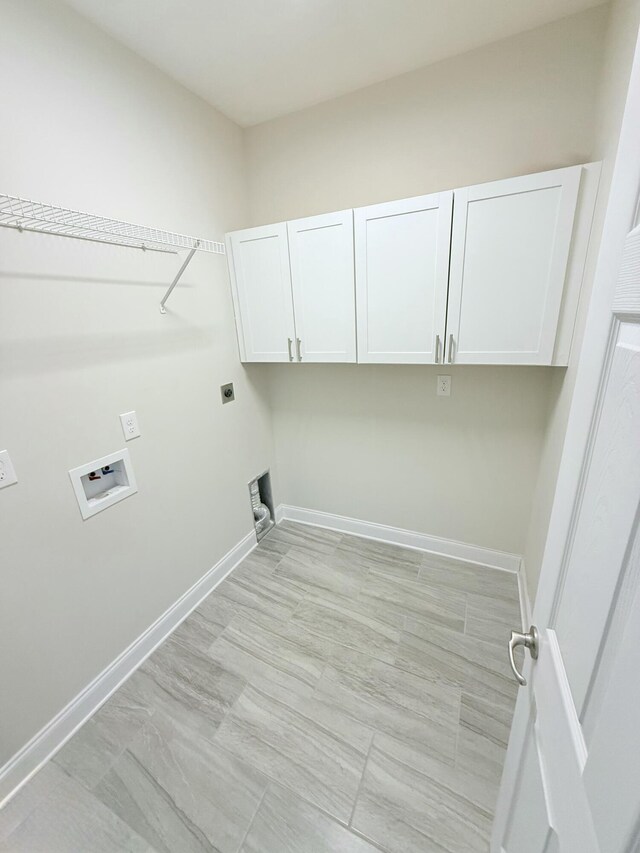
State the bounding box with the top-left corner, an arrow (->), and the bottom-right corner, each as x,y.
0,193 -> 225,313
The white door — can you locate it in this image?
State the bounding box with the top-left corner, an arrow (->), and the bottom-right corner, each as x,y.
226,223 -> 296,362
447,167 -> 581,364
354,192 -> 452,364
287,210 -> 356,363
492,38 -> 640,852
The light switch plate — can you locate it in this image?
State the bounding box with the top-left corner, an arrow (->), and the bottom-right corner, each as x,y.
120,411 -> 141,440
437,375 -> 451,396
0,449 -> 18,488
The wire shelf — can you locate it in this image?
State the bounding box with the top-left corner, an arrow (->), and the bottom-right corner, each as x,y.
0,194 -> 225,255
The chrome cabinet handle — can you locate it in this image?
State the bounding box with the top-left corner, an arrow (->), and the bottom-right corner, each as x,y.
287,338 -> 293,362
448,334 -> 455,364
296,337 -> 302,361
508,625 -> 539,687
435,334 -> 441,364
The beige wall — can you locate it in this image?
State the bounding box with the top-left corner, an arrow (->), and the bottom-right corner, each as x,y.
522,0 -> 640,601
246,9 -> 605,225
266,365 -> 552,555
0,0 -> 274,764
245,9 -> 607,558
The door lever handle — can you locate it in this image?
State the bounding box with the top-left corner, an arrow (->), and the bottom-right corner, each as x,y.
508,625 -> 539,687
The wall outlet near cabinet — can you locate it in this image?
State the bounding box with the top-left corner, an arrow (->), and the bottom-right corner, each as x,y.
0,450 -> 18,489
120,411 -> 141,440
437,375 -> 451,396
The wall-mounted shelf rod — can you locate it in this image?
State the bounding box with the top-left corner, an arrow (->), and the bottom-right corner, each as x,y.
0,193 -> 225,312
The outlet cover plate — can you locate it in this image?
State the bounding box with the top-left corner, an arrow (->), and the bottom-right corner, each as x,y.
0,449 -> 18,489
120,411 -> 141,440
437,375 -> 451,396
221,383 -> 235,404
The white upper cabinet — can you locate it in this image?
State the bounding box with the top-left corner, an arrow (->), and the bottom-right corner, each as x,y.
287,210 -> 356,363
446,166 -> 582,364
354,193 -> 453,364
227,222 -> 296,362
226,164 -> 597,366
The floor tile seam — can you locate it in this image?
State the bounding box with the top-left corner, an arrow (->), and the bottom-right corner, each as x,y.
231,677 -> 373,761
359,598 -> 464,634
460,688 -> 517,717
207,637 -> 324,694
219,578 -> 303,613
4,772 -> 148,853
385,648 -> 466,701
343,664 -> 460,722
395,631 -> 520,684
275,574 -> 374,608
364,729 -> 489,818
415,572 -> 520,603
344,823 -> 393,853
72,747 -> 204,850
347,731 -> 375,829
90,747 -> 213,852
457,708 -> 511,750
213,726 -> 359,826
295,623 -> 401,669
289,598 -> 403,651
219,598 -> 399,673
452,689 -> 464,778
235,783 -> 268,853
163,629 -> 219,662
237,770 -> 389,853
313,679 -> 459,751
207,607 -> 346,679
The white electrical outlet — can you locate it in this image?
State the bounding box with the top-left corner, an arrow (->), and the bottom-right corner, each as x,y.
0,449 -> 18,489
119,411 -> 141,440
437,375 -> 451,396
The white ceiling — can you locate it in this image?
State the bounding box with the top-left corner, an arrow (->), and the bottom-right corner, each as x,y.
64,0 -> 606,126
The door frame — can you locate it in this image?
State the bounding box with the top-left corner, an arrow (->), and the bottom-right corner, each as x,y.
491,24 -> 640,851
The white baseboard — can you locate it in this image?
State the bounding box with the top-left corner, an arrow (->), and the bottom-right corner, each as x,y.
0,508 -> 527,808
0,529 -> 257,809
516,559 -> 533,630
277,504 -> 522,574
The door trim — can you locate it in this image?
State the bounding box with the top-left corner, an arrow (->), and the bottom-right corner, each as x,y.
491,25 -> 640,851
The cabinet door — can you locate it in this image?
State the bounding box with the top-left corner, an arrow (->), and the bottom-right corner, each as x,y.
354,193 -> 452,364
287,210 -> 356,363
446,166 -> 582,365
227,223 -> 296,362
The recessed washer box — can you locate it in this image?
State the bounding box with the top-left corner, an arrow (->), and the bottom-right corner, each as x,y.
69,449 -> 137,519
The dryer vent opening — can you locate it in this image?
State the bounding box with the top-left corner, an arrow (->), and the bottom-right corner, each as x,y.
249,470 -> 275,542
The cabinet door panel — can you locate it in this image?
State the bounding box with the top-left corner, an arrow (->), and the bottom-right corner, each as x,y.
355,193 -> 452,364
447,166 -> 581,364
288,210 -> 356,362
227,223 -> 296,362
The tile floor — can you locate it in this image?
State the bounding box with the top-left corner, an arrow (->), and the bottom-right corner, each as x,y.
0,521 -> 522,853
